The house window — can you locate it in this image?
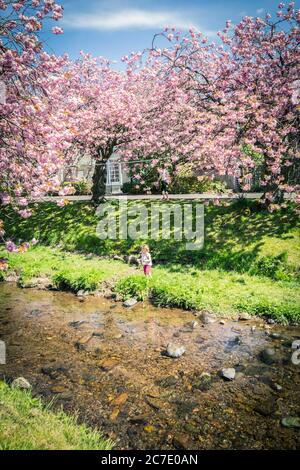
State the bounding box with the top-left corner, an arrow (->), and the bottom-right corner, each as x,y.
107,162 -> 122,185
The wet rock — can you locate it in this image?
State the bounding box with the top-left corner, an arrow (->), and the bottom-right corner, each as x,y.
11,377 -> 31,390
291,340 -> 300,350
51,385 -> 69,394
180,321 -> 198,333
221,368 -> 236,381
165,343 -> 186,358
281,417 -> 300,428
75,334 -> 93,351
129,414 -> 148,425
112,392 -> 128,406
123,298 -> 138,308
254,399 -> 276,417
68,320 -> 87,329
271,382 -> 283,392
193,372 -> 212,391
27,309 -> 44,318
259,348 -> 279,365
194,335 -> 205,344
77,290 -> 85,297
155,376 -> 178,388
145,396 -> 164,411
173,434 -> 190,450
268,332 -> 282,340
100,359 -> 119,371
41,364 -> 69,379
238,313 -> 251,321
6,273 -> 19,283
20,277 -> 52,290
197,311 -> 216,324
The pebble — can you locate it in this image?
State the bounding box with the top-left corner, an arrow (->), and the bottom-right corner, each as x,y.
123,298 -> 138,308
291,340 -> 300,350
197,311 -> 216,325
281,417 -> 300,428
166,343 -> 186,358
221,368 -> 236,381
11,377 -> 31,390
259,348 -> 279,365
238,313 -> 251,321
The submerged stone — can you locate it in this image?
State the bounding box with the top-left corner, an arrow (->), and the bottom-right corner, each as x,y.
166,343 -> 186,358
221,368 -> 236,381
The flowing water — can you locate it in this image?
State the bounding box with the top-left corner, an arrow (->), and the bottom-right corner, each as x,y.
0,283 -> 299,450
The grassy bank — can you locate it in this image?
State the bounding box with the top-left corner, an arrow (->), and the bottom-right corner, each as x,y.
0,199 -> 299,323
1,246 -> 299,323
116,270 -> 300,323
1,200 -> 299,281
0,381 -> 113,450
0,246 -> 133,291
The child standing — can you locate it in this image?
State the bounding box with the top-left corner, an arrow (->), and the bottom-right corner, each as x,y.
140,244 -> 152,276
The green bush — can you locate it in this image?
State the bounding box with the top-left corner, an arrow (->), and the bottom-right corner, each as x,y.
170,175 -> 227,195
53,269 -> 102,292
116,275 -> 150,301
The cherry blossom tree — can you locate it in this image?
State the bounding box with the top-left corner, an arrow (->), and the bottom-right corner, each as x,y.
0,0 -> 71,250
63,53 -> 193,202
143,2 -> 300,207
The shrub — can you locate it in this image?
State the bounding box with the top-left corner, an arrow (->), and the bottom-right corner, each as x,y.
53,269 -> 101,292
116,275 -> 150,301
170,175 -> 227,194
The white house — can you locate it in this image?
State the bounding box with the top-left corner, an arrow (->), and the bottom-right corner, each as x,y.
60,153 -> 129,194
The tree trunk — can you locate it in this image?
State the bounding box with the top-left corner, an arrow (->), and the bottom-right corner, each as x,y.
92,161 -> 107,203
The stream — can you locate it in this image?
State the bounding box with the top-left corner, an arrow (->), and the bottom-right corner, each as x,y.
0,283 -> 299,450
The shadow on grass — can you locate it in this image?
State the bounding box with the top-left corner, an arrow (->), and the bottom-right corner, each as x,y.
1,199 -> 299,279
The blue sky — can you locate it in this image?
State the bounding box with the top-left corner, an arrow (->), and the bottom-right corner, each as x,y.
44,0 -> 299,64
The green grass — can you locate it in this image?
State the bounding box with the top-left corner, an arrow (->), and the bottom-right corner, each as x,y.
0,199 -> 299,323
115,269 -> 300,324
1,199 -> 299,280
0,381 -> 113,450
0,246 -> 133,292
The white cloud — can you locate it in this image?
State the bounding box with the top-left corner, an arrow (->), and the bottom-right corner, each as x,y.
62,8 -> 216,36
256,8 -> 264,15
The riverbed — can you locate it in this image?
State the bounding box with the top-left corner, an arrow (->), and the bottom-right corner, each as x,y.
0,283 -> 299,450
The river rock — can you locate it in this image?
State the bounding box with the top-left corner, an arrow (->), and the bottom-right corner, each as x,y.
291,340 -> 300,350
193,372 -> 212,391
180,321 -> 198,333
68,320 -> 87,329
259,348 -> 279,365
173,434 -> 190,450
197,311 -> 216,325
123,298 -> 138,308
281,417 -> 300,428
77,290 -> 88,297
221,368 -> 236,381
11,377 -> 31,390
75,334 -> 93,351
166,343 -> 186,358
271,382 -> 283,392
238,313 -> 251,321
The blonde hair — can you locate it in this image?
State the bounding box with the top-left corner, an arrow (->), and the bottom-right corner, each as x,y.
141,244 -> 150,252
